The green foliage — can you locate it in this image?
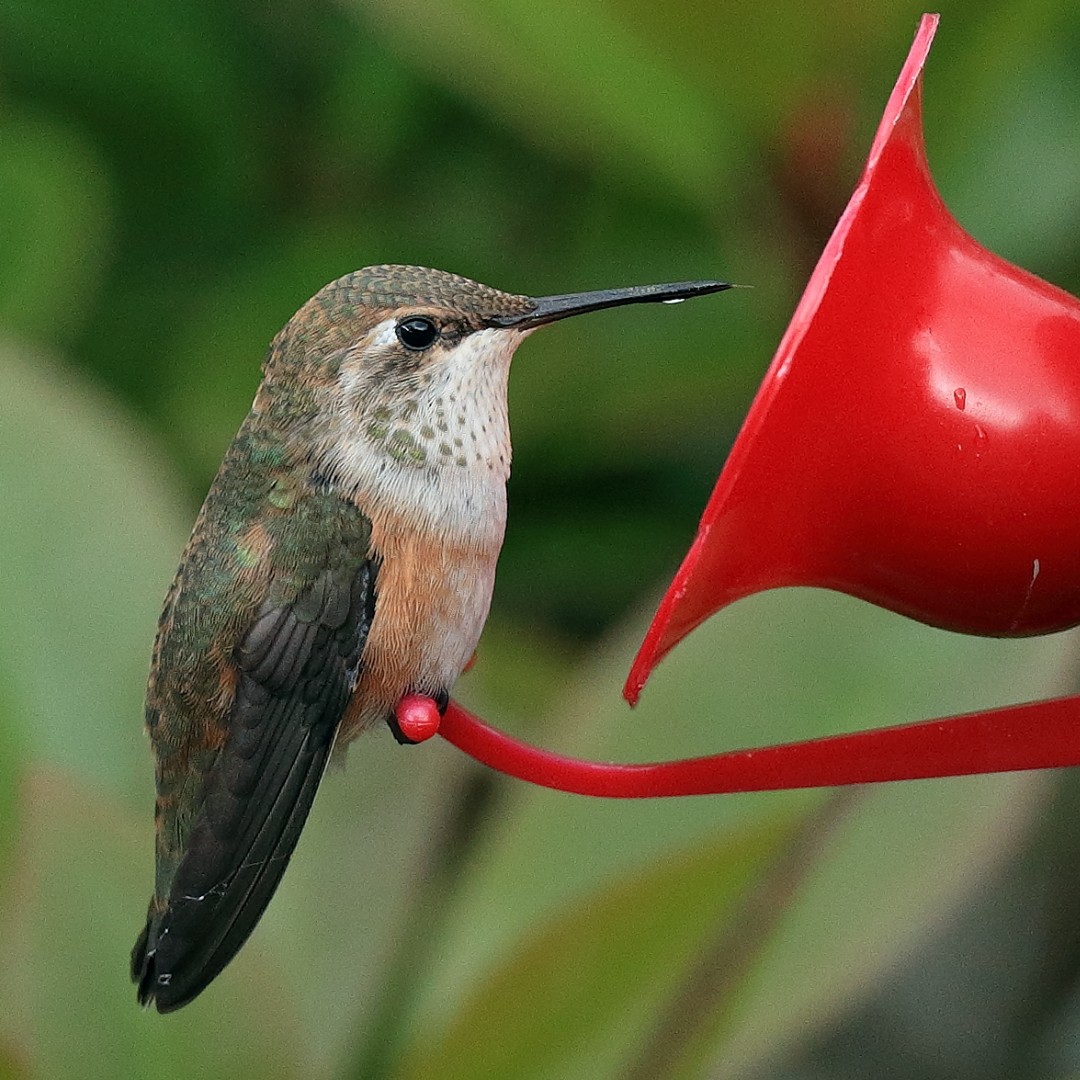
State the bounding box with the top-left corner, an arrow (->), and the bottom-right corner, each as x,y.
7,770 -> 304,1080
0,674 -> 20,881
3,1 -> 1080,1078
0,345 -> 183,799
390,816 -> 802,1080
0,110 -> 113,346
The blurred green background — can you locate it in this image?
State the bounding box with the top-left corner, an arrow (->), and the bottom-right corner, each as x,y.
6,1 -> 1080,1077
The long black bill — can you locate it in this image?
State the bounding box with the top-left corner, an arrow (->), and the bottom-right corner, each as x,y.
487,279 -> 734,330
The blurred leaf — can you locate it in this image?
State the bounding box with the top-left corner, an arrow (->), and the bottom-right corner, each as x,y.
392,814 -> 799,1080
354,0 -> 731,211
0,0 -> 259,215
0,1039 -> 28,1080
0,767 -> 304,1080
715,773 -> 1052,1077
0,342 -> 187,803
0,109 -> 113,345
0,673 -> 23,881
927,2 -> 1080,273
318,36 -> 433,185
601,0 -> 922,131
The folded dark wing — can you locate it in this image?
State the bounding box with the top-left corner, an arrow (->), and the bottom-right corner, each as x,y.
133,555 -> 376,1011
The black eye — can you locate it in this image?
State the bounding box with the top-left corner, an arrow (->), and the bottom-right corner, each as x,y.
396,316 -> 439,351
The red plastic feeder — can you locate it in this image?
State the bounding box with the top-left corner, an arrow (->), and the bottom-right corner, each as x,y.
436,13 -> 1080,796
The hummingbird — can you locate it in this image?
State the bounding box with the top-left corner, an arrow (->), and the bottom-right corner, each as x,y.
131,264 -> 731,1012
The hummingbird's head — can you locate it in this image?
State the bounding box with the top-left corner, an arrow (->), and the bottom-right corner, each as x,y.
264,265 -> 732,481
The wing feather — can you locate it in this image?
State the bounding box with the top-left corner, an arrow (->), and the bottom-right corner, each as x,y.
132,553 -> 376,1011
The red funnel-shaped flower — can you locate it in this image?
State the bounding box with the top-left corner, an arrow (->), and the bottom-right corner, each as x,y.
628,12 -> 1080,702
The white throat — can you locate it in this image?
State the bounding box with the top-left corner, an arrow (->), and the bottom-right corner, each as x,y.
325,324 -> 525,541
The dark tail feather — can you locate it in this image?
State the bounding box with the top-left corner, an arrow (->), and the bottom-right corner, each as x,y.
131,688 -> 337,1012
131,913 -> 157,1005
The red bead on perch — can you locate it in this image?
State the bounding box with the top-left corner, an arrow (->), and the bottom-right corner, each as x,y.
394,693 -> 442,743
